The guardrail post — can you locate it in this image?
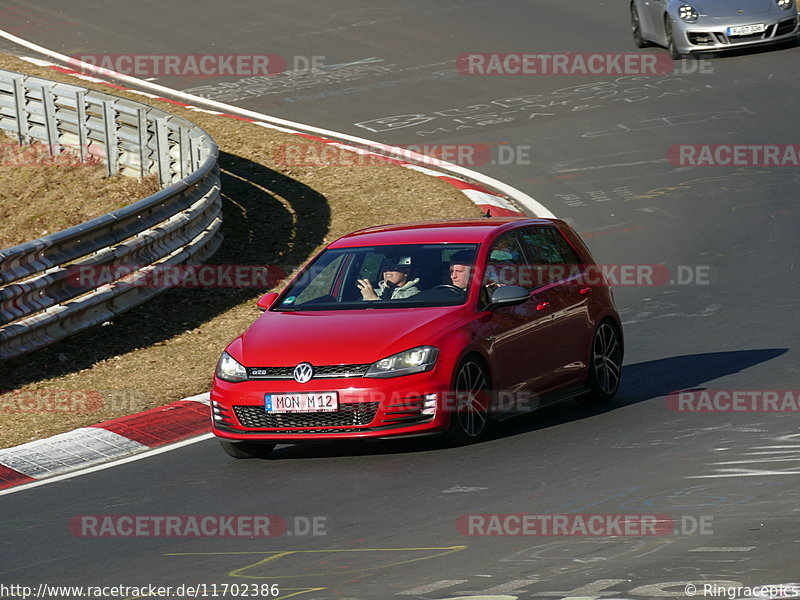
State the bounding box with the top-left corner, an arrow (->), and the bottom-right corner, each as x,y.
42,86 -> 60,156
196,134 -> 209,165
137,108 -> 149,178
102,99 -> 119,176
75,90 -> 88,163
12,76 -> 30,144
179,126 -> 191,179
155,117 -> 171,186
189,136 -> 199,171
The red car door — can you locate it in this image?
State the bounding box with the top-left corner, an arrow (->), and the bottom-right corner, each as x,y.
481,232 -> 559,412
518,227 -> 595,390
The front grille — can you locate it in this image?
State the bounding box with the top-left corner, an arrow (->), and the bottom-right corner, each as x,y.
728,31 -> 771,44
776,17 -> 797,36
244,427 -> 370,434
247,363 -> 370,379
233,402 -> 379,429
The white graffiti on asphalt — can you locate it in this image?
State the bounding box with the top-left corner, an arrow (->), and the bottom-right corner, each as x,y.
355,76 -> 704,137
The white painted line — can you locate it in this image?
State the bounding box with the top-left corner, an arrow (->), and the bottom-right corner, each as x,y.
688,469 -> 800,478
16,56 -> 51,66
689,547 -> 756,552
740,450 -> 800,455
711,457 -> 800,465
0,433 -> 214,496
398,580 -> 469,595
404,164 -> 467,180
0,27 -> 553,218
252,121 -> 300,134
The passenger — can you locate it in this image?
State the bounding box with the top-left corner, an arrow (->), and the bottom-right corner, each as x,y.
358,257 -> 421,301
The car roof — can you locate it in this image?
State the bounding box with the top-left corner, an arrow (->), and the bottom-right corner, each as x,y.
327,217 -> 563,248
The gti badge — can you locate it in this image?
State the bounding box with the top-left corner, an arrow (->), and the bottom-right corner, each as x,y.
293,362 -> 314,383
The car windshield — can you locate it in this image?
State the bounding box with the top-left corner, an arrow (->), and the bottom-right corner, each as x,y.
273,243 -> 480,311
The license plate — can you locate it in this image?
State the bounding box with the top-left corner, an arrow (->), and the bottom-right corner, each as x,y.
265,392 -> 339,413
728,23 -> 765,36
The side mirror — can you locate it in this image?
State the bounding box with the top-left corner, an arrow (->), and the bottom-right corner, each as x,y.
256,292 -> 279,311
489,285 -> 530,308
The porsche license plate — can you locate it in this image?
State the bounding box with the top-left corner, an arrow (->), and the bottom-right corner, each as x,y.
727,23 -> 766,36
265,392 -> 338,412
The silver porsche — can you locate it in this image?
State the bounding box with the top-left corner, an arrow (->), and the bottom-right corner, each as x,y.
631,0 -> 799,58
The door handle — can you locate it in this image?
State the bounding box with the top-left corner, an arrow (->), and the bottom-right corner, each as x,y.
579,287 -> 592,295
536,302 -> 550,311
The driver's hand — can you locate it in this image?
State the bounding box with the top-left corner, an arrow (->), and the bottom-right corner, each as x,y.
357,278 -> 379,300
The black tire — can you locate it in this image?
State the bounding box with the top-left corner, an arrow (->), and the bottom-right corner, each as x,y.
664,16 -> 683,59
631,2 -> 651,48
577,321 -> 623,404
442,359 -> 492,446
219,440 -> 276,459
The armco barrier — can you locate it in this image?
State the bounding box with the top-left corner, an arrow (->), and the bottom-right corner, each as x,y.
0,69 -> 221,361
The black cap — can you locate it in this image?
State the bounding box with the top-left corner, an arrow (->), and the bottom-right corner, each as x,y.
449,250 -> 474,265
382,256 -> 412,271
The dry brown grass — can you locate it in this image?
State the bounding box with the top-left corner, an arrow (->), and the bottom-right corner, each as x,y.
0,53 -> 482,448
0,138 -> 160,247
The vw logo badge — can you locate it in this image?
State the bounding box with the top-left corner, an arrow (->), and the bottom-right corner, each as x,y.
293,362 -> 314,383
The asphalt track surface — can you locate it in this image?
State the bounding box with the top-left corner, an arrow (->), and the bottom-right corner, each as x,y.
1,1 -> 800,598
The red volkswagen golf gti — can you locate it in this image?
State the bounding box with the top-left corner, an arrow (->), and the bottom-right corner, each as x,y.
211,218 -> 623,458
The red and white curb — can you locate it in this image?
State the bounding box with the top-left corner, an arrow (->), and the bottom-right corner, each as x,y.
0,393 -> 210,491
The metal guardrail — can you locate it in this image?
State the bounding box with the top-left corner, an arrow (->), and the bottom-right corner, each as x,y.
0,69 -> 222,361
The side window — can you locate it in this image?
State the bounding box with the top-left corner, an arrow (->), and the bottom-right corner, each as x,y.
544,228 -> 581,266
294,254 -> 347,304
518,228 -> 581,285
481,233 -> 529,306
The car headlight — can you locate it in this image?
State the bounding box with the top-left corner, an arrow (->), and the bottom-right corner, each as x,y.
776,0 -> 792,10
365,346 -> 439,378
678,4 -> 699,22
216,351 -> 249,382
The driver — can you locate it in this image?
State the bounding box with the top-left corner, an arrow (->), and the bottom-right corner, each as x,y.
358,257 -> 421,301
448,250 -> 475,291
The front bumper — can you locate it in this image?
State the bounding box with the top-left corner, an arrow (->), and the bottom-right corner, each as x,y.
676,15 -> 798,53
210,363 -> 456,442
